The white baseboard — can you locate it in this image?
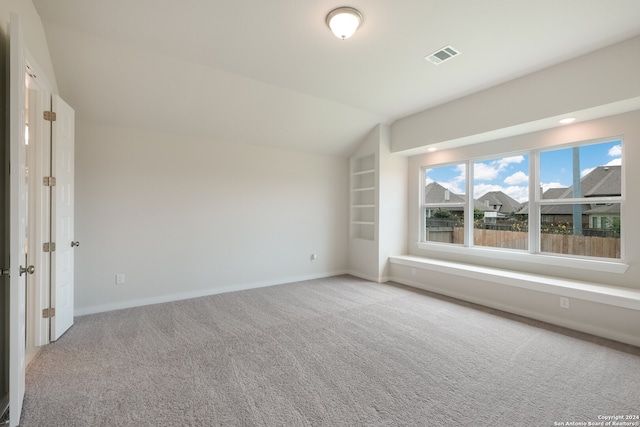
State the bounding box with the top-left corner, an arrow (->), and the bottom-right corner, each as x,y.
346,270 -> 389,284
74,270 -> 350,316
390,275 -> 640,348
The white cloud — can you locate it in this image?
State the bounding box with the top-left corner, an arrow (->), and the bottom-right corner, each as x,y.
440,180 -> 465,195
474,163 -> 499,181
498,156 -> 525,169
504,186 -> 529,203
473,183 -> 503,198
606,158 -> 621,166
541,182 -> 565,192
504,171 -> 528,185
608,145 -> 622,157
581,167 -> 596,178
474,156 -> 526,182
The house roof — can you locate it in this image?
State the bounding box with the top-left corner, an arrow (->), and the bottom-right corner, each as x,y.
424,182 -> 466,205
515,166 -> 621,216
425,183 -> 520,213
31,1 -> 640,156
584,204 -> 620,215
543,166 -> 621,199
582,166 -> 622,197
477,191 -> 522,214
541,188 -> 567,199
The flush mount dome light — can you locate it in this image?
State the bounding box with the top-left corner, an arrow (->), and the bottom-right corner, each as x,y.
326,7 -> 362,40
559,117 -> 576,124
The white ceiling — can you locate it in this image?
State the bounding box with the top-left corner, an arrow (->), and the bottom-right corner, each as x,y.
33,0 -> 640,157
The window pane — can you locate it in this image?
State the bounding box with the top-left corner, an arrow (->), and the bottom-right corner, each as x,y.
540,140 -> 622,199
424,164 -> 466,203
473,155 -> 529,250
540,203 -> 621,259
424,164 -> 466,244
425,207 -> 464,244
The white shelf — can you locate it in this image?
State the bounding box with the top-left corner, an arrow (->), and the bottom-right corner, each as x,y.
352,169 -> 375,176
350,154 -> 376,241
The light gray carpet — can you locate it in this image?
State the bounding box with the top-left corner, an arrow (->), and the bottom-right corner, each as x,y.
21,275 -> 640,426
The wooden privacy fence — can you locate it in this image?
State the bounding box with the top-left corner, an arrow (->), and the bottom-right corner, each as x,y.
436,227 -> 620,258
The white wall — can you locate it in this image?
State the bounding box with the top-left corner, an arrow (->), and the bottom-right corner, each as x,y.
391,36 -> 640,153
377,125 -> 408,281
74,121 -> 349,314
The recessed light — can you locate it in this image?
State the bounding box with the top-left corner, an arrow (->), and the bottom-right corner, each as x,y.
559,117 -> 576,124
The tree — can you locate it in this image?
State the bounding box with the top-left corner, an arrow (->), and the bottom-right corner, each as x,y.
433,209 -> 452,219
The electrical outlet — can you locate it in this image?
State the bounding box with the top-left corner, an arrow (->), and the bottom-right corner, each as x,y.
116,273 -> 125,285
559,297 -> 570,309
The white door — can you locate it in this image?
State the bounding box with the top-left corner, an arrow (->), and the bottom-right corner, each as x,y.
8,13 -> 29,427
50,95 -> 75,340
26,74 -> 52,350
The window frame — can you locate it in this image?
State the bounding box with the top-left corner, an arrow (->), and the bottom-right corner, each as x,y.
417,137 -> 627,273
421,162 -> 468,246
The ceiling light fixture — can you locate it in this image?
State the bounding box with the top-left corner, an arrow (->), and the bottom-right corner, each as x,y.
427,147 -> 437,152
326,7 -> 362,40
559,117 -> 576,124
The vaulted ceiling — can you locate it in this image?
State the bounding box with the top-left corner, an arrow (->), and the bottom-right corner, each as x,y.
33,0 -> 640,156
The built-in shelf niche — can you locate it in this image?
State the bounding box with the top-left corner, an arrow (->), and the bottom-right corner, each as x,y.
350,154 -> 376,240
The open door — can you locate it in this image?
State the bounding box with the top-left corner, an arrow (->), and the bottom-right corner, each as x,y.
26,67 -> 52,352
50,95 -> 75,341
8,13 -> 29,427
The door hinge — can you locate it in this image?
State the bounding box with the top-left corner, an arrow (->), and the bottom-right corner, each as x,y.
1,268 -> 9,277
43,176 -> 57,186
42,308 -> 56,318
43,242 -> 56,252
43,111 -> 57,121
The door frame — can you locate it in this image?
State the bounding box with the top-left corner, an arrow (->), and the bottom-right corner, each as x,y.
8,12 -> 27,427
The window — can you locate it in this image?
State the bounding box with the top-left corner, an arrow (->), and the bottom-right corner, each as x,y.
538,141 -> 622,258
423,164 -> 466,244
420,138 -> 623,261
473,155 -> 529,250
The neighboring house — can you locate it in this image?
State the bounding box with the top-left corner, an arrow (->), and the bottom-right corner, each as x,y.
424,182 -> 466,215
426,166 -> 621,235
517,166 -> 621,235
423,182 -> 486,215
424,183 -> 523,227
477,191 -> 522,214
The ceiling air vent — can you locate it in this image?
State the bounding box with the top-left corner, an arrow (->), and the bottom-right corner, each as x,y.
425,45 -> 460,65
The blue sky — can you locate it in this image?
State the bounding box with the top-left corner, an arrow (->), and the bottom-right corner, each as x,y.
425,140 -> 622,203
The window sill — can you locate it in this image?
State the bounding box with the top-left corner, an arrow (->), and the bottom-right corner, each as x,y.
390,255 -> 640,311
415,241 -> 628,274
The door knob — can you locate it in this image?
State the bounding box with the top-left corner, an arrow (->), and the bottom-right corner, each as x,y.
71,241 -> 80,247
20,265 -> 35,276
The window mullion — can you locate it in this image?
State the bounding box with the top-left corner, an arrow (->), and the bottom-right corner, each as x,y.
529,151 -> 540,254
465,161 -> 473,247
